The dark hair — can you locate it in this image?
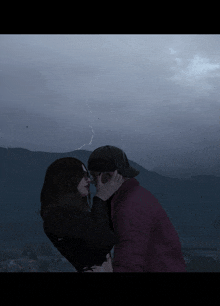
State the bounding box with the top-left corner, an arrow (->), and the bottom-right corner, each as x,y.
40,157 -> 91,218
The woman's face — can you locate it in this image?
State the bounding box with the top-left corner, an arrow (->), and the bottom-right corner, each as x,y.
77,165 -> 91,197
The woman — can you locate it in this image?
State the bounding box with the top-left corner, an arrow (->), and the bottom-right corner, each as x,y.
40,157 -> 123,272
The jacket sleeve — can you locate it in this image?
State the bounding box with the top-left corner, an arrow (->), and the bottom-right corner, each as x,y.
112,195 -> 154,272
43,196 -> 117,249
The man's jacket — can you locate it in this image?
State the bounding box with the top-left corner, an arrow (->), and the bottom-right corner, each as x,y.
110,178 -> 187,272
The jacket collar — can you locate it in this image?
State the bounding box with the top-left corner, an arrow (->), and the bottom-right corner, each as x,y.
111,177 -> 140,203
119,177 -> 139,191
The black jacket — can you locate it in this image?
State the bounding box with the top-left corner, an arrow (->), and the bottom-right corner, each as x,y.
42,196 -> 118,272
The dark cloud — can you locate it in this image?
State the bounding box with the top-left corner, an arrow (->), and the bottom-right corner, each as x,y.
1,35 -> 220,176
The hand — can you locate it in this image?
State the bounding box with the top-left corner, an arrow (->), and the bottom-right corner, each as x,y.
102,252 -> 113,272
95,170 -> 123,201
82,253 -> 113,272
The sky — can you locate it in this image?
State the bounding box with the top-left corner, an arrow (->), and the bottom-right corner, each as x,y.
0,34 -> 219,177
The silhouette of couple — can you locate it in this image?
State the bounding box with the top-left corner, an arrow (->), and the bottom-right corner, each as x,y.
40,145 -> 186,272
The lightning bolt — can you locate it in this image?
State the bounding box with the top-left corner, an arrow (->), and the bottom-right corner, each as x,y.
74,70 -> 102,151
74,101 -> 95,151
74,124 -> 94,150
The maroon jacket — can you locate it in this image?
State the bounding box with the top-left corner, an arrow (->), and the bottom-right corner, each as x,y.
110,178 -> 187,272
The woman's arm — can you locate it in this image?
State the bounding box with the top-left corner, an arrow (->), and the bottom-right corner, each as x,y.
43,196 -> 117,249
43,171 -> 123,247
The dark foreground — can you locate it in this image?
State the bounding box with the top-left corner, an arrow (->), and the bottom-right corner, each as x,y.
1,242 -> 220,272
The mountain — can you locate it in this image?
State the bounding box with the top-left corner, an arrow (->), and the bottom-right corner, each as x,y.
151,144 -> 220,179
152,165 -> 220,180
0,146 -> 220,250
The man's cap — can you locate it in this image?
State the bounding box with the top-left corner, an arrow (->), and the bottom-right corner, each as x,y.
88,145 -> 140,178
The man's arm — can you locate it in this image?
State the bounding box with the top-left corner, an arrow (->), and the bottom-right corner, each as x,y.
112,199 -> 154,272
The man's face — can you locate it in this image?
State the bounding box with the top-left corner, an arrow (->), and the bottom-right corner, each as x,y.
89,171 -> 112,185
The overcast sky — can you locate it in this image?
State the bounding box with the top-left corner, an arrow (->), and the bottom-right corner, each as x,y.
0,35 -> 219,177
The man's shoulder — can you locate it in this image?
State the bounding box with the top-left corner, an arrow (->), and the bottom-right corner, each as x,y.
123,185 -> 161,214
112,186 -> 157,218
129,185 -> 157,201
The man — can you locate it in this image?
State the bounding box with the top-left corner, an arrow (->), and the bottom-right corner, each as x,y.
88,145 -> 186,272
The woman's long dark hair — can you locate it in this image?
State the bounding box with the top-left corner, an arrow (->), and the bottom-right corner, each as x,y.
40,157 -> 91,218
